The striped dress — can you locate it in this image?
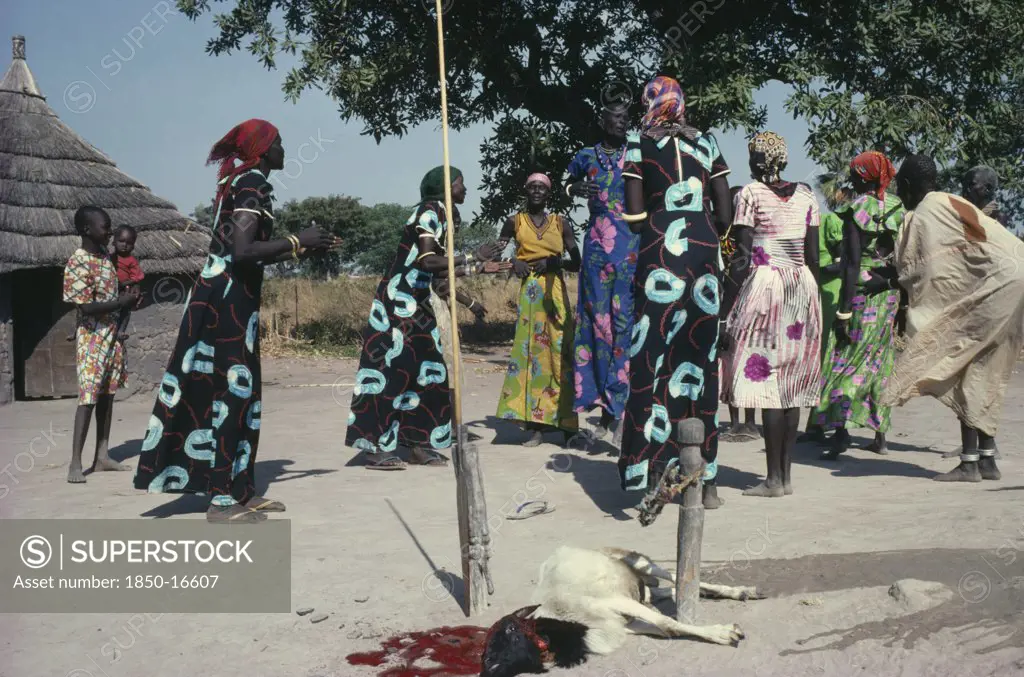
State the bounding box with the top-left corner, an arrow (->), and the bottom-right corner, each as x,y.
721,181 -> 822,409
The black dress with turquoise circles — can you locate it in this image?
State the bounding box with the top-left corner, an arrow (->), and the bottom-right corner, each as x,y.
344,201 -> 452,453
133,169 -> 271,506
618,131 -> 730,492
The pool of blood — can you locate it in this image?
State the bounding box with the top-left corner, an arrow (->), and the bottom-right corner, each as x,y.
345,625 -> 488,677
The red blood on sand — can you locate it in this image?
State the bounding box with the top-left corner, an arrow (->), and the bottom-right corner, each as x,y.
345,625 -> 488,677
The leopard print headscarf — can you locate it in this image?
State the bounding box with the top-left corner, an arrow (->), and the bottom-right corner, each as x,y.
748,131 -> 788,184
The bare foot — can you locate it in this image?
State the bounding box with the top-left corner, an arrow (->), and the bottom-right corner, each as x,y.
522,431 -> 544,448
933,461 -> 982,483
93,457 -> 131,472
742,482 -> 785,497
720,424 -> 759,443
979,456 -> 1001,481
865,433 -> 888,455
611,422 -> 624,448
67,462 -> 86,484
703,484 -> 724,509
784,482 -> 793,495
820,429 -> 850,460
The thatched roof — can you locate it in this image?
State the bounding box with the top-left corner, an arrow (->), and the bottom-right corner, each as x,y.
0,35 -> 210,275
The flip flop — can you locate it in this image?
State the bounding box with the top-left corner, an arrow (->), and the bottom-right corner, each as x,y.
206,504 -> 268,523
506,500 -> 555,520
247,496 -> 286,512
410,447 -> 449,466
365,452 -> 407,470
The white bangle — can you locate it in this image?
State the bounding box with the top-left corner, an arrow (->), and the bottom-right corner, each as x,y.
835,311 -> 853,320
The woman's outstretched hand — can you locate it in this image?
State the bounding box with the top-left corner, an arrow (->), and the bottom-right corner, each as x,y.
479,260 -> 513,274
568,180 -> 600,199
512,259 -> 531,279
297,226 -> 340,252
475,242 -> 503,262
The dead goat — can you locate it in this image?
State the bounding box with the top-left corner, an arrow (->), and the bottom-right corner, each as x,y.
480,545 -> 761,676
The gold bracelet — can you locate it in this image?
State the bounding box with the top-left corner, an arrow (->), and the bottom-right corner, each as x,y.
287,235 -> 300,260
622,211 -> 648,223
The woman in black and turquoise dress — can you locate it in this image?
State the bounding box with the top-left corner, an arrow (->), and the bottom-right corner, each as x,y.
620,77 -> 733,509
134,119 -> 339,523
344,167 -> 504,469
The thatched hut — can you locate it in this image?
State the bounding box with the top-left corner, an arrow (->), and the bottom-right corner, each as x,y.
0,35 -> 210,405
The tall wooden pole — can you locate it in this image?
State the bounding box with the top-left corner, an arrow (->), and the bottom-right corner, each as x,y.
433,0 -> 491,616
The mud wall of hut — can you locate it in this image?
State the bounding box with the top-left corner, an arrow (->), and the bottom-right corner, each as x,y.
116,273 -> 194,400
0,275 -> 13,405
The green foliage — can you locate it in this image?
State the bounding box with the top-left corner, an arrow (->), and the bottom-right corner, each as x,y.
180,0 -> 1023,227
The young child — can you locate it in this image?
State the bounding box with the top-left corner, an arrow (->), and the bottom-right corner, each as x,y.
63,207 -> 138,483
112,224 -> 144,341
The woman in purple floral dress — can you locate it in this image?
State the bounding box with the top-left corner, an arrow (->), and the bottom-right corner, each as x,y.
721,132 -> 821,498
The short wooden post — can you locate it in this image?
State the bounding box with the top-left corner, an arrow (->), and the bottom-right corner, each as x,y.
675,418 -> 705,624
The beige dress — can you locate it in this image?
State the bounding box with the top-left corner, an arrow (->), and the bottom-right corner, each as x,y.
880,192 -> 1024,436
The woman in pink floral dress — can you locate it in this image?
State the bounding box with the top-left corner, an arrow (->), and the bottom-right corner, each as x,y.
721,132 -> 821,498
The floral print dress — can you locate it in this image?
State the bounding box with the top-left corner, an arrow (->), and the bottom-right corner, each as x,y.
812,193 -> 904,432
720,181 -> 822,409
62,249 -> 127,405
565,144 -> 639,419
495,213 -> 578,431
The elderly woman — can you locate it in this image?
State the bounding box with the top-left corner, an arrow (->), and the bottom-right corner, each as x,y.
620,76 -> 732,509
134,119 -> 339,522
345,166 -> 504,469
813,151 -> 905,460
720,132 -> 821,498
496,173 -> 582,446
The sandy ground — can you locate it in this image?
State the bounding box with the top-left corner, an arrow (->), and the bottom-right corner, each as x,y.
1,349 -> 1023,677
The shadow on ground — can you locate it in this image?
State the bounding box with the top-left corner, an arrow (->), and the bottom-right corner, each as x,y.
138,459 -> 336,517
703,548 -> 1024,656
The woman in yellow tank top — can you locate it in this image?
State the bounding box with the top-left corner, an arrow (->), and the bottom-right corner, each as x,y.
496,174 -> 582,446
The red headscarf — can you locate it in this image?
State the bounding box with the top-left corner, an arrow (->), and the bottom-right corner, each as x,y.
850,151 -> 896,199
206,119 -> 280,203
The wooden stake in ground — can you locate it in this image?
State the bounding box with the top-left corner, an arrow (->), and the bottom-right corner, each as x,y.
676,418 -> 705,624
432,0 -> 492,616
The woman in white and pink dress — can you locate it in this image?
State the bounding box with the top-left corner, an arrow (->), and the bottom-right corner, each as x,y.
720,131 -> 821,498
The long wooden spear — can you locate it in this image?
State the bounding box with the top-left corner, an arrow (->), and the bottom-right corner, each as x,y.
433,0 -> 492,617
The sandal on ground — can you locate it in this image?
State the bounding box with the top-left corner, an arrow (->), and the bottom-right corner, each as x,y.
246,496 -> 286,512
506,500 -> 555,520
365,452 -> 407,470
410,447 -> 449,466
206,503 -> 268,523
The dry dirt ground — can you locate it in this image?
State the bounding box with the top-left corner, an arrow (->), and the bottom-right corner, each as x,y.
1,350 -> 1023,677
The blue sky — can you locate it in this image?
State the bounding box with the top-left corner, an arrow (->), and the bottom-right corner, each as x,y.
5,0 -> 822,224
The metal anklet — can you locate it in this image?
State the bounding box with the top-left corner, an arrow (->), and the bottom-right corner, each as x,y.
978,449 -> 996,458
960,452 -> 981,462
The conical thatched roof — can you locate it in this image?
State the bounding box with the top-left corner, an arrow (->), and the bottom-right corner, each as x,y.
0,35 -> 210,275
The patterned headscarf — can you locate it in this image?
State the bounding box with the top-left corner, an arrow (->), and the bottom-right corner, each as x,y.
419,165 -> 464,203
207,118 -> 280,203
748,131 -> 788,184
640,76 -> 685,139
850,151 -> 896,199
